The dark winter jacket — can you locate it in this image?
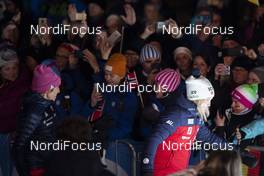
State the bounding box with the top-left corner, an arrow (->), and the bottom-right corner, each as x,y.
45,150 -> 114,176
142,91 -> 228,176
81,90 -> 139,142
0,66 -> 31,133
214,109 -> 256,141
55,90 -> 84,121
14,92 -> 57,175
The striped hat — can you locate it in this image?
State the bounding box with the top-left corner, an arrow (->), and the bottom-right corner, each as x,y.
231,84 -> 258,109
155,68 -> 181,93
140,44 -> 161,64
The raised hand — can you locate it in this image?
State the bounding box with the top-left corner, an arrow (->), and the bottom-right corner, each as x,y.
98,34 -> 113,60
12,11 -> 21,24
243,46 -> 257,60
120,4 -> 136,26
82,49 -> 100,73
214,63 -> 228,79
68,4 -> 77,21
91,86 -> 103,107
165,18 -> 182,39
214,110 -> 225,127
140,24 -> 155,39
235,128 -> 242,145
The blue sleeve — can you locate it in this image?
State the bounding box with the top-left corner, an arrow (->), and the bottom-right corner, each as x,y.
108,94 -> 139,141
196,124 -> 227,144
142,112 -> 178,172
241,118 -> 264,140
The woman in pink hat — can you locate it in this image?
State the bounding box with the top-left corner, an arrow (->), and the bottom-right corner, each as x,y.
14,64 -> 61,176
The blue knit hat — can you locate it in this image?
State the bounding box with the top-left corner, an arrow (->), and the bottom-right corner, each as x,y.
41,59 -> 60,77
140,44 -> 161,64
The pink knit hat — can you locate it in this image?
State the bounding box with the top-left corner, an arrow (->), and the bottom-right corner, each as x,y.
155,68 -> 181,92
32,64 -> 61,93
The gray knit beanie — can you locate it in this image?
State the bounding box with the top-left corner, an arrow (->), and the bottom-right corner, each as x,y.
0,48 -> 18,68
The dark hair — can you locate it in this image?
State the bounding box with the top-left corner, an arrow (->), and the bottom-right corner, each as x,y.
198,150 -> 241,176
56,117 -> 93,143
193,53 -> 211,67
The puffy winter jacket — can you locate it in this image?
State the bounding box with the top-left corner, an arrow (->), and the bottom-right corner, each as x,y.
14,92 -> 57,176
241,118 -> 264,140
214,109 -> 256,141
55,90 -> 84,121
142,91 -> 228,176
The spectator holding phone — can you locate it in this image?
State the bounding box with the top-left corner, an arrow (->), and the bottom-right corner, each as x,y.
55,43 -> 98,100
213,56 -> 255,114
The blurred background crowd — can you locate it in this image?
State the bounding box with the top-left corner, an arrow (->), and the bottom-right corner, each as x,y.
1,0 -> 264,176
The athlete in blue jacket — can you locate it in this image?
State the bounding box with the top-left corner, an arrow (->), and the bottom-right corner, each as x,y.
142,71 -> 230,176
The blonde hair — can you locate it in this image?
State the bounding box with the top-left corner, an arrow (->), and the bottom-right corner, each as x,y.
198,151 -> 242,176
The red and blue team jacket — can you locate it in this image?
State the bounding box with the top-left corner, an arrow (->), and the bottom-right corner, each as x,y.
142,92 -> 227,176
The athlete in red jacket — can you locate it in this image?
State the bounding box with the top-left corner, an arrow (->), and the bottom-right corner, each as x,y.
142,71 -> 231,176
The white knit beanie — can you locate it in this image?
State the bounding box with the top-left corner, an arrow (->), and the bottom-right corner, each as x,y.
173,47 -> 192,60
